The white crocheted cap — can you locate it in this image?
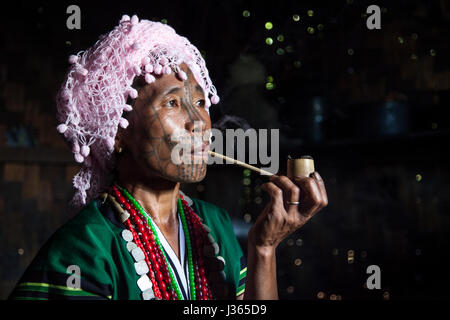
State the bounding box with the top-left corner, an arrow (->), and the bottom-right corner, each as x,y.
55,14 -> 220,210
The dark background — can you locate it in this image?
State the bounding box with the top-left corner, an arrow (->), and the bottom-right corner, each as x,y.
1,0 -> 449,300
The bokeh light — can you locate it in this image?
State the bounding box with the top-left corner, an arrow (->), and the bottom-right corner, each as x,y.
276,48 -> 285,55
265,82 -> 275,90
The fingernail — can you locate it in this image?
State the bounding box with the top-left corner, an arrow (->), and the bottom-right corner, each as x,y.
313,172 -> 322,181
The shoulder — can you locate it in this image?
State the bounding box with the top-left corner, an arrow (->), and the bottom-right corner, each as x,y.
9,199 -> 119,300
27,199 -> 120,274
41,200 -> 117,260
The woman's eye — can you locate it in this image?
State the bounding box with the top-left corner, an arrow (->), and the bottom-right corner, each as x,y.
196,99 -> 205,107
167,99 -> 178,108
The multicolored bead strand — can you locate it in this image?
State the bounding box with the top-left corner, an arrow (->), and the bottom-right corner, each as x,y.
110,185 -> 213,300
111,186 -> 169,299
124,218 -> 162,299
118,186 -> 184,300
111,186 -> 177,299
177,196 -> 197,299
180,195 -> 213,299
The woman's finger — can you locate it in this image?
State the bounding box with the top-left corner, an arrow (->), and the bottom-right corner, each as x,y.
292,175 -> 322,217
269,175 -> 301,212
310,172 -> 328,208
260,181 -> 284,207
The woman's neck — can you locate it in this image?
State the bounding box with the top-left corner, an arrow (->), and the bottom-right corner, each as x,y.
116,157 -> 181,227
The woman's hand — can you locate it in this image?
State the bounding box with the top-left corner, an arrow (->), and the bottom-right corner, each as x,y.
248,172 -> 328,250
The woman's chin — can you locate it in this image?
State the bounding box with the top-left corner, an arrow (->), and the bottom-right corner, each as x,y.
176,163 -> 207,183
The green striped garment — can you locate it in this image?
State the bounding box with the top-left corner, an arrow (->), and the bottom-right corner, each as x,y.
9,197 -> 246,300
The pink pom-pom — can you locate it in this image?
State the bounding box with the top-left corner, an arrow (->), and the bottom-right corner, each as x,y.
205,97 -> 211,108
68,55 -> 78,64
142,57 -> 150,65
128,88 -> 138,99
163,66 -> 172,75
211,94 -> 220,104
154,64 -> 163,75
120,15 -> 130,22
131,15 -> 139,25
133,65 -> 141,75
81,145 -> 90,157
145,74 -> 155,83
119,118 -> 129,129
72,142 -> 80,153
57,124 -> 67,133
74,153 -> 84,163
145,64 -> 153,73
123,104 -> 133,112
178,70 -> 187,81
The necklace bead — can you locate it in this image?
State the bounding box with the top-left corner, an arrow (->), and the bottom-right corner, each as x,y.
111,185 -> 213,300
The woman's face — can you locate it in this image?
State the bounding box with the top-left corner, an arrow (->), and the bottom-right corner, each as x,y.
117,62 -> 211,183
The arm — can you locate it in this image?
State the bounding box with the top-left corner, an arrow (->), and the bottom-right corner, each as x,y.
240,172 -> 328,300
242,242 -> 278,300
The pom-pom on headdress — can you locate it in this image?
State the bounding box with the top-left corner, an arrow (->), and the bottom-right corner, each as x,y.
56,15 -> 220,210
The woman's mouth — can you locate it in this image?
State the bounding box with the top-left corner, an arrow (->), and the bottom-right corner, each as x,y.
191,142 -> 209,158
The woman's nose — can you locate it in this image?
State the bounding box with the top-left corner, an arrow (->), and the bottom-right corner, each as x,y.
185,118 -> 205,134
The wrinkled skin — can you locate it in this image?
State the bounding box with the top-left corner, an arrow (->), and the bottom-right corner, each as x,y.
116,62 -> 211,184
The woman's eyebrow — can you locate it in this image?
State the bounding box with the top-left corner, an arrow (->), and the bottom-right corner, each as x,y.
161,86 -> 183,97
158,84 -> 204,98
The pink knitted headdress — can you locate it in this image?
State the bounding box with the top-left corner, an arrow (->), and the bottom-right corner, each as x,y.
56,14 -> 220,210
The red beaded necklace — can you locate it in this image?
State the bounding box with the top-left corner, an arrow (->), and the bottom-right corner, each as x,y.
109,185 -> 213,300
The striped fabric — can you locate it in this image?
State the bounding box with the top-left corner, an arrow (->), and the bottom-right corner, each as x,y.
9,270 -> 112,300
236,256 -> 247,296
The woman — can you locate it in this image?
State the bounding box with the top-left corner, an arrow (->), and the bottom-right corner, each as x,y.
9,15 -> 328,300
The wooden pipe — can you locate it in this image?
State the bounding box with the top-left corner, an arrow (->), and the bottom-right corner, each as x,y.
287,155 -> 315,178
